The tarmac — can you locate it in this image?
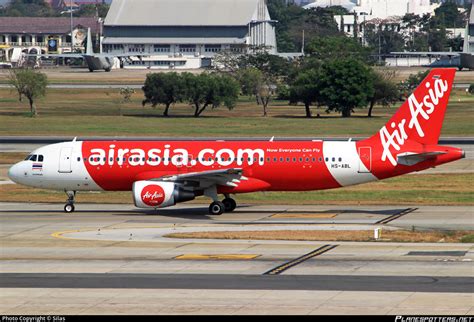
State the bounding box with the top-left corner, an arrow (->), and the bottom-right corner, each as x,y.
0,202 -> 472,315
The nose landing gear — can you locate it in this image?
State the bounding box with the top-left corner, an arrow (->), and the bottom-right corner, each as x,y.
64,191 -> 76,213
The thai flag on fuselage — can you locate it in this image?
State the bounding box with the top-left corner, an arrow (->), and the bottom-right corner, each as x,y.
32,163 -> 43,171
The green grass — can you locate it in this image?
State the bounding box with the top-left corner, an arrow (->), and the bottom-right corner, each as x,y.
460,234 -> 474,243
0,88 -> 473,137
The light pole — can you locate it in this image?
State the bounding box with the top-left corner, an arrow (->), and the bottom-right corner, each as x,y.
70,0 -> 73,53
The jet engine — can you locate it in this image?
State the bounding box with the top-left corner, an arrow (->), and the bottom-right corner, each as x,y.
133,181 -> 195,209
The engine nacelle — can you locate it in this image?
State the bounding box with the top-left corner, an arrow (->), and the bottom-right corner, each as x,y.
132,181 -> 195,209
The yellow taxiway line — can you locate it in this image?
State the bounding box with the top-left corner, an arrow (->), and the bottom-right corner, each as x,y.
271,213 -> 338,219
174,254 -> 260,260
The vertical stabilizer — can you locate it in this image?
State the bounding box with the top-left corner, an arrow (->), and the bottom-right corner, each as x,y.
463,19 -> 469,53
375,68 -> 456,146
86,27 -> 93,55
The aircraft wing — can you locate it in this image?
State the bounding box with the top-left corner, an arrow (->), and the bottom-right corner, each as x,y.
24,53 -> 85,58
156,168 -> 248,188
397,151 -> 447,166
391,51 -> 461,57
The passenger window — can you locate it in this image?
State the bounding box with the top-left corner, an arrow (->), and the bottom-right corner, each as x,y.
77,157 -> 81,162
338,158 -> 342,162
332,157 -> 335,162
325,157 -> 328,162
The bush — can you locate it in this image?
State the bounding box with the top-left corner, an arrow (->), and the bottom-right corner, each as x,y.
468,84 -> 474,95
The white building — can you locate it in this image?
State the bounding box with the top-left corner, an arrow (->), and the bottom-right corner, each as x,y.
303,0 -> 356,11
103,0 -> 277,70
306,0 -> 439,19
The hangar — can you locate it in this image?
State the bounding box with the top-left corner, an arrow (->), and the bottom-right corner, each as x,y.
102,0 -> 277,69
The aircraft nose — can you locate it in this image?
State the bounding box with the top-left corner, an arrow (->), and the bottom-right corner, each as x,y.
8,162 -> 23,184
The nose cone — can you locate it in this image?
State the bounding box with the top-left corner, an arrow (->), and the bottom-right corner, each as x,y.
8,162 -> 23,184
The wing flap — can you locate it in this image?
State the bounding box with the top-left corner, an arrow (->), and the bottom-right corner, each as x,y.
156,168 -> 245,188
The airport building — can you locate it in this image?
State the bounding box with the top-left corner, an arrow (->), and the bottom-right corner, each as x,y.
466,7 -> 474,53
102,0 -> 277,69
0,17 -> 102,64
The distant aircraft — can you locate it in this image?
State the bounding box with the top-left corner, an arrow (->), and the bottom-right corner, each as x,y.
389,51 -> 474,70
8,68 -> 465,214
390,22 -> 474,70
25,28 -> 149,72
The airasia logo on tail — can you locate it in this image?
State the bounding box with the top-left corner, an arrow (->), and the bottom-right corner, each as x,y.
141,185 -> 165,206
379,77 -> 449,166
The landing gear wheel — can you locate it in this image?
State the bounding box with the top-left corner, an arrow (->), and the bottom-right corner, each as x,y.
64,190 -> 76,213
222,198 -> 237,212
64,204 -> 75,213
209,201 -> 225,216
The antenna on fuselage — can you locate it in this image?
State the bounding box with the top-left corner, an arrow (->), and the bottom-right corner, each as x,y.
269,136 -> 275,142
72,137 -> 77,142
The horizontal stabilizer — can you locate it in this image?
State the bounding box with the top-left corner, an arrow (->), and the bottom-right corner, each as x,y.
397,151 -> 447,166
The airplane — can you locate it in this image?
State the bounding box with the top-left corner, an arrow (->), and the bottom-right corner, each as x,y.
390,51 -> 474,70
8,68 -> 465,215
25,28 -> 150,72
390,16 -> 474,70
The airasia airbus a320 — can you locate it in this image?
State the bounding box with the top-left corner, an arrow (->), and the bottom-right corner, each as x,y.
8,68 -> 465,215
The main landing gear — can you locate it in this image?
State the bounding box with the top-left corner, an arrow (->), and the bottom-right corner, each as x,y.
64,191 -> 76,213
208,193 -> 237,216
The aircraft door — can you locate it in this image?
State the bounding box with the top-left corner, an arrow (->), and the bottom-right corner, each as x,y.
58,147 -> 73,173
358,147 -> 372,173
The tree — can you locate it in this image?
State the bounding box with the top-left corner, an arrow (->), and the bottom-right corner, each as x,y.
289,68 -> 321,118
76,4 -> 110,18
182,73 -> 239,117
2,0 -> 55,17
398,69 -> 430,98
142,73 -> 185,117
367,69 -> 400,117
8,68 -> 48,117
238,52 -> 291,79
306,36 -> 371,62
236,67 -> 264,103
363,25 -> 405,55
267,0 -> 342,52
318,59 -> 374,117
433,1 -> 466,28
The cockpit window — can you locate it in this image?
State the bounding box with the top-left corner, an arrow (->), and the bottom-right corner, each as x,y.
24,154 -> 42,161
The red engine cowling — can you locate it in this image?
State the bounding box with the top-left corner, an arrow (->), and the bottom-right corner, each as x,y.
132,181 -> 195,208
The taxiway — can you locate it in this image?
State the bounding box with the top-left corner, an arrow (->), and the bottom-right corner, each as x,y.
0,202 -> 472,314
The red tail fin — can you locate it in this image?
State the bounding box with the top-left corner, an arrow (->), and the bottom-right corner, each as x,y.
377,68 -> 456,146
